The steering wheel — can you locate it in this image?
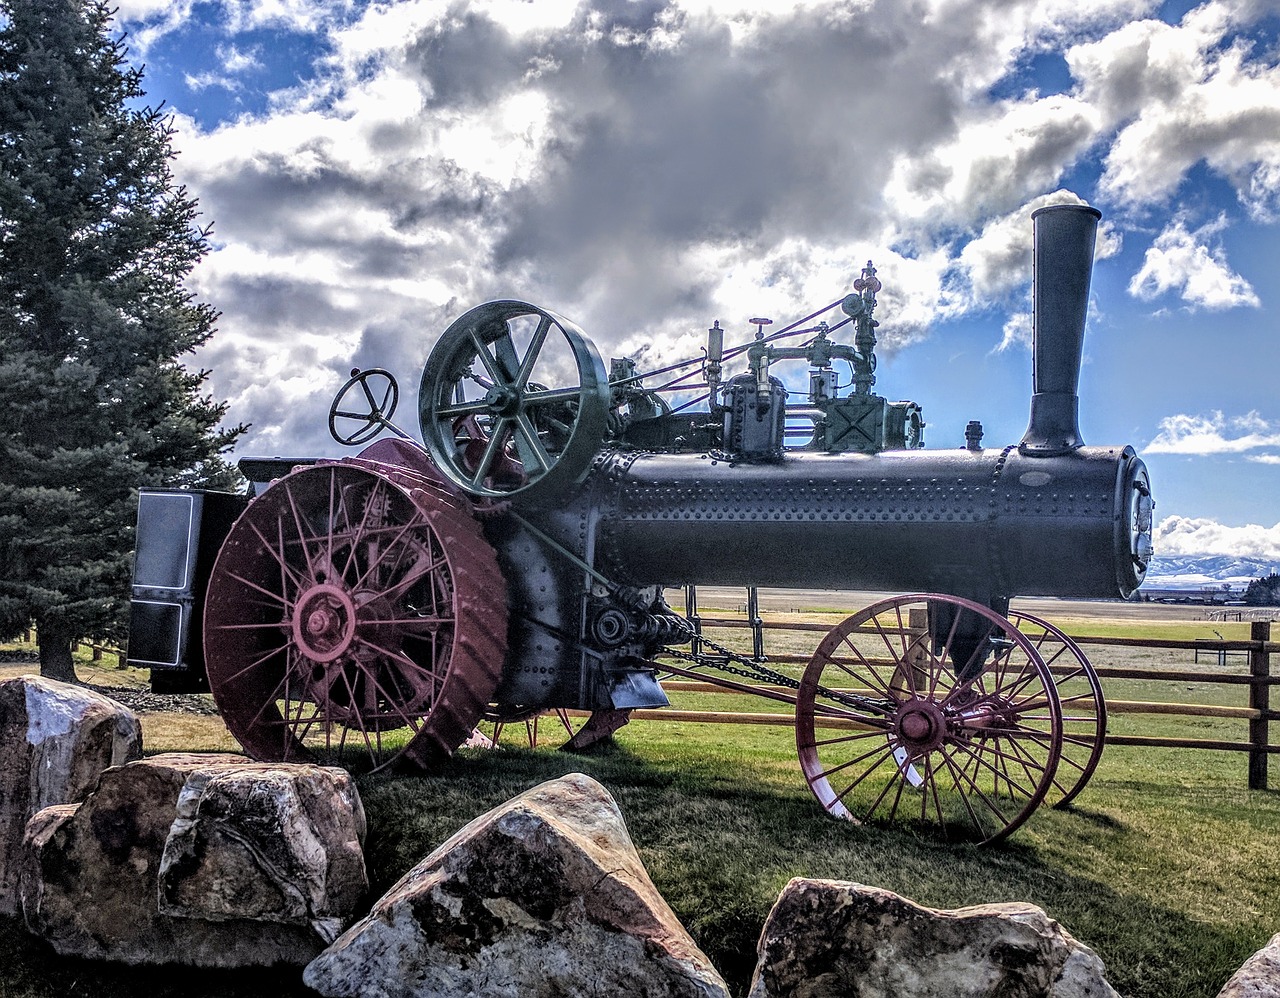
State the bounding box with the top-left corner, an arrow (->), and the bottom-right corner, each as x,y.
418,301 -> 611,502
329,368 -> 401,446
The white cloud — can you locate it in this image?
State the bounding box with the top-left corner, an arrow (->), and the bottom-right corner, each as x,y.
124,0 -> 1276,458
1154,515 -> 1280,561
1128,215 -> 1260,309
1070,2 -> 1280,218
1146,411 -> 1280,455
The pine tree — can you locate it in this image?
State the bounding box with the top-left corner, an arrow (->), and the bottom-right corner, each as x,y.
0,0 -> 244,682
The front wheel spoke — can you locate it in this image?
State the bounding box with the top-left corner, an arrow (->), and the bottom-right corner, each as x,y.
944,744 -> 1017,826
951,738 -> 1039,799
804,739 -> 896,786
377,555 -> 448,602
809,700 -> 894,729
828,743 -> 899,806
812,728 -> 897,749
281,480 -> 322,566
355,634 -> 443,702
339,481 -> 384,578
243,518 -> 306,591
930,608 -> 965,699
831,639 -> 898,700
247,672 -> 292,730
219,642 -> 288,687
938,750 -> 990,832
884,763 -> 914,824
863,755 -> 912,823
333,662 -> 382,759
350,513 -> 427,591
996,736 -> 1047,797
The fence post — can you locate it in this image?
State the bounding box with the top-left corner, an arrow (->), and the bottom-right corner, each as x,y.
1249,620 -> 1270,790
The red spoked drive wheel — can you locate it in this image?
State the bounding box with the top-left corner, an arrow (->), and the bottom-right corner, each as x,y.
795,594 -> 1063,845
203,461 -> 508,772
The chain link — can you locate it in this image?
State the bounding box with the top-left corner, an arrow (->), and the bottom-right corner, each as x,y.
659,629 -> 893,715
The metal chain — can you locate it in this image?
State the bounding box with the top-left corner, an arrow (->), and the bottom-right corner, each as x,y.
659,629 -> 893,715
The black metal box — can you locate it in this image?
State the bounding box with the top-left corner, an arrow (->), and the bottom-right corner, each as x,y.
128,489 -> 248,692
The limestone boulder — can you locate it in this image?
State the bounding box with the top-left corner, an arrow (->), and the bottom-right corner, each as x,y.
0,675 -> 142,914
304,771 -> 730,998
22,753 -> 367,966
748,879 -> 1119,998
1217,932 -> 1280,997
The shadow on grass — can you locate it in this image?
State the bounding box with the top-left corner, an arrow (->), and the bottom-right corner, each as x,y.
359,745 -> 1263,998
0,742 -> 1265,998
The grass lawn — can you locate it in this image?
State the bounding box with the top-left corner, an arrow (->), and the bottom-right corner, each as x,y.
1,608 -> 1278,997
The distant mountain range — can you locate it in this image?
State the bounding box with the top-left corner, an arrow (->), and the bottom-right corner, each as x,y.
1143,554 -> 1278,591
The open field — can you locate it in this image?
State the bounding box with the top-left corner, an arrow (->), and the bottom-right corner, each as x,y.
1,600 -> 1278,997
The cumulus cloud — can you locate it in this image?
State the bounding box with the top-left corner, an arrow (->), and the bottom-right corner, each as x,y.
1146,411 -> 1280,455
1128,215 -> 1260,309
1070,2 -> 1280,219
1154,515 -> 1280,561
103,0 -> 1279,460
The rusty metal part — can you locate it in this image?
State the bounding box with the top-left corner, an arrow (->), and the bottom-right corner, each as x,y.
202,458 -> 507,772
1006,610 -> 1107,807
795,594 -> 1063,846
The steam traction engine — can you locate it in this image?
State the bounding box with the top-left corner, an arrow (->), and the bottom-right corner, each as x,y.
129,204 -> 1155,844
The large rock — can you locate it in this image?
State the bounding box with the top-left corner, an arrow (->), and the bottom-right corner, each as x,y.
22,753 -> 367,966
748,879 -> 1119,998
1217,931 -> 1280,997
0,675 -> 142,914
304,772 -> 730,998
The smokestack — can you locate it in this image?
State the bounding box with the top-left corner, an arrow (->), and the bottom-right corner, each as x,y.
1019,203 -> 1102,457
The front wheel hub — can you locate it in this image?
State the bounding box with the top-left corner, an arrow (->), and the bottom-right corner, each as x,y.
894,700 -> 947,754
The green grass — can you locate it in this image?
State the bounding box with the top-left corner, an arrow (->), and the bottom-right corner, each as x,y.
2,617 -> 1279,997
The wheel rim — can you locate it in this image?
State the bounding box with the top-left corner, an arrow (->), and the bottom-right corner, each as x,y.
203,462 -> 507,772
795,594 -> 1063,845
418,300 -> 611,502
1006,610 -> 1106,807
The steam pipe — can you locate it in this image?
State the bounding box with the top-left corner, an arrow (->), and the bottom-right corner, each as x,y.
1019,203 -> 1102,457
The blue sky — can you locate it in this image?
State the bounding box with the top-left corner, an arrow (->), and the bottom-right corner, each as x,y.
112,0 -> 1280,564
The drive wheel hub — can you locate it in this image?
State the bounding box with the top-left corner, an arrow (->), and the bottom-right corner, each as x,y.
292,583 -> 357,662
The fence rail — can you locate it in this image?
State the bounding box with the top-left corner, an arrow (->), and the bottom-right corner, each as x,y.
655,611 -> 1275,791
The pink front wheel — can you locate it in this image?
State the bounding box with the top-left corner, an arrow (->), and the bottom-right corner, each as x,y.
795,594 -> 1063,845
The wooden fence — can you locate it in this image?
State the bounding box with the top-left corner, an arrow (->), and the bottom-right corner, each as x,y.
635,613 -> 1277,792
16,611 -> 1279,790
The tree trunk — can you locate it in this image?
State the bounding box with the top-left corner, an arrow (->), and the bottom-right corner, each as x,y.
37,623 -> 79,684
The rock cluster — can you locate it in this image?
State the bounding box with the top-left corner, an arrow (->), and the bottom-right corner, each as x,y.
0,675 -> 142,914
23,752 -> 368,966
8,681 -> 1272,996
